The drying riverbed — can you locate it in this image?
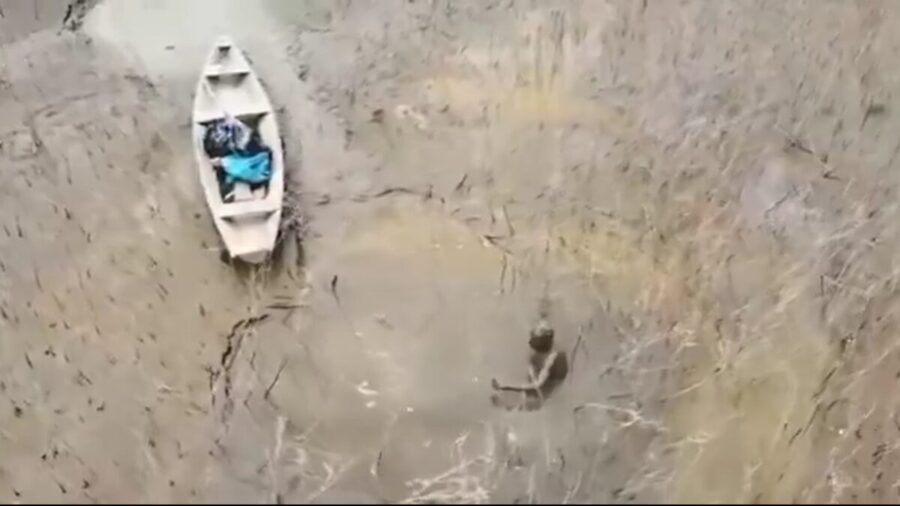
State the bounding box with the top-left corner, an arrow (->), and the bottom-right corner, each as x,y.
4,0 -> 900,503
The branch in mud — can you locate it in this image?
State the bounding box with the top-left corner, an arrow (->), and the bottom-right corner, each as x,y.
264,359 -> 288,401
360,186 -> 436,202
214,313 -> 271,424
220,314 -> 271,370
61,0 -> 98,32
329,275 -> 340,303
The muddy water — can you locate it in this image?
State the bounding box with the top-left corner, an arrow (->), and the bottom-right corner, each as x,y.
6,0 -> 900,503
2,1 -> 628,502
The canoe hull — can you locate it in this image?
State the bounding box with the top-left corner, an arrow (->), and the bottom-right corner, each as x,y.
191,36 -> 284,265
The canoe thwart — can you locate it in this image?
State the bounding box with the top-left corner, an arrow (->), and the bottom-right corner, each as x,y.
217,199 -> 280,219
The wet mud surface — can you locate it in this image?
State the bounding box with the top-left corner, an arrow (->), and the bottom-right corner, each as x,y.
5,0 -> 900,503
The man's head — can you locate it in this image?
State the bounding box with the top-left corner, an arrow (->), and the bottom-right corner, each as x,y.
529,320 -> 555,352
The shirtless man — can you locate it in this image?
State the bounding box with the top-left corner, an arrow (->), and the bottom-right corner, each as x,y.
491,319 -> 569,411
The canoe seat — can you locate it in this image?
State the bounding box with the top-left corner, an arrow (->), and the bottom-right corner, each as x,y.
218,199 -> 279,219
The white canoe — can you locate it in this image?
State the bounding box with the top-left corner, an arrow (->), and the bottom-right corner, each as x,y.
192,36 -> 284,264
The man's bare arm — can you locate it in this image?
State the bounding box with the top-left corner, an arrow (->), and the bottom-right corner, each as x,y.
492,351 -> 557,393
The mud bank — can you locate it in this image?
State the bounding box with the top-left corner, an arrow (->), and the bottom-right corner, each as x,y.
5,0 -> 900,503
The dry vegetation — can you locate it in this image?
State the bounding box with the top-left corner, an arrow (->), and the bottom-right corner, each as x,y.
516,1 -> 900,502
304,0 -> 900,502
6,0 -> 900,503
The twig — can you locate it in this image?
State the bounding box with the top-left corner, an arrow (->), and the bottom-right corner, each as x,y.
454,173 -> 469,193
569,332 -> 584,375
372,187 -> 417,198
264,359 -> 289,400
502,204 -> 515,237
330,275 -> 340,303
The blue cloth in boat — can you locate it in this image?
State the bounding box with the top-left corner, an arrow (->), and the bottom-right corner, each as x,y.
221,150 -> 272,185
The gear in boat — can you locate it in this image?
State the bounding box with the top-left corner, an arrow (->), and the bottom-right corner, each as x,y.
201,114 -> 273,203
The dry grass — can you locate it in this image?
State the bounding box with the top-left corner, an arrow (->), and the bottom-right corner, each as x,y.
262,0 -> 900,502
7,0 -> 900,503
342,2 -> 900,501
186,0 -> 900,501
